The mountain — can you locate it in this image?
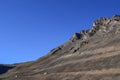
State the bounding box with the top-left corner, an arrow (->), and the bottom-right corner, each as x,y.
0,15 -> 120,80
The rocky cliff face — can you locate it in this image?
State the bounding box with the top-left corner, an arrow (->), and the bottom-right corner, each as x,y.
71,15 -> 120,41
49,15 -> 120,56
0,15 -> 120,80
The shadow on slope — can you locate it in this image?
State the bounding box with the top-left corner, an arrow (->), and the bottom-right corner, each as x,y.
0,65 -> 15,74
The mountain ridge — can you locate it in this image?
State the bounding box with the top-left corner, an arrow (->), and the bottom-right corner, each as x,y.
0,15 -> 120,80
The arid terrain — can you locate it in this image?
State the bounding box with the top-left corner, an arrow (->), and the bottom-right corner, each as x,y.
0,15 -> 120,80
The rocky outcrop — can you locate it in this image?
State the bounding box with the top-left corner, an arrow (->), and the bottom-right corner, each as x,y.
70,15 -> 120,42
48,15 -> 120,56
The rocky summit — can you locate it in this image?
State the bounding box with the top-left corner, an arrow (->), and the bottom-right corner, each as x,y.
0,15 -> 120,80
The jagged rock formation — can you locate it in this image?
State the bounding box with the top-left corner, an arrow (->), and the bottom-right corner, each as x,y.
0,15 -> 120,80
71,15 -> 120,42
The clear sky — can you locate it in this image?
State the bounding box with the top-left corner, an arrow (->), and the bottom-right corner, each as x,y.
0,0 -> 120,64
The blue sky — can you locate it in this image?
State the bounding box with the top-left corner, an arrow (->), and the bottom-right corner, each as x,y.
0,0 -> 120,64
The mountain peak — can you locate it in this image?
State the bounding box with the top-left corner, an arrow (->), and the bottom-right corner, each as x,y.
70,15 -> 120,42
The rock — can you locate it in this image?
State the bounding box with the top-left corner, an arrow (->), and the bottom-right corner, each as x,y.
113,15 -> 120,21
15,75 -> 18,78
43,72 -> 48,75
70,15 -> 120,42
70,33 -> 81,42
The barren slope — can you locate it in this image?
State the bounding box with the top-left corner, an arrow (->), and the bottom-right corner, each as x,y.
0,15 -> 120,80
